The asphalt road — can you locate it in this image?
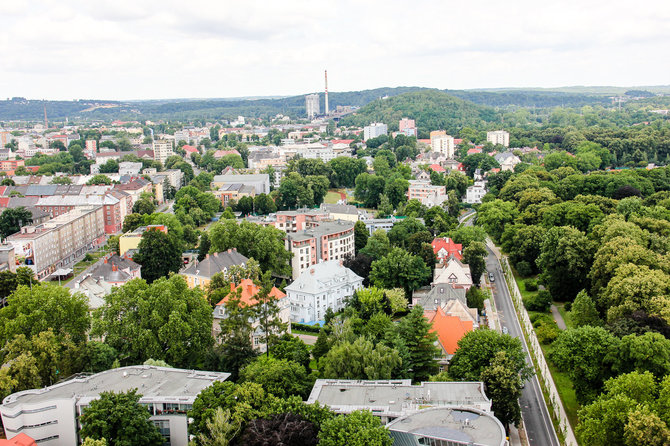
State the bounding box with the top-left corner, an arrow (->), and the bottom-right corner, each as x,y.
486,249 -> 560,446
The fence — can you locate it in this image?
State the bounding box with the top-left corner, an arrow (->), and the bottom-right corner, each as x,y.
500,256 -> 578,446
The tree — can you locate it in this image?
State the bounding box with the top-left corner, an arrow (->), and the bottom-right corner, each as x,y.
387,217 -> 426,248
0,207 -> 32,239
549,326 -> 619,403
475,199 -> 518,242
92,276 -> 213,368
318,410 -> 392,446
132,229 -> 183,283
240,413 -> 318,446
480,351 -> 523,432
195,407 -> 239,446
328,157 -> 367,188
536,226 -> 593,302
80,390 -> 163,446
253,193 -> 276,215
394,305 -> 441,381
122,213 -> 145,233
132,197 -> 156,215
98,159 -> 119,173
198,232 -> 211,262
370,247 -> 431,297
253,272 -> 288,355
446,226 -> 487,250
50,175 -> 72,184
624,405 -> 670,446
319,337 -> 401,380
235,196 -> 254,215
240,356 -> 312,399
209,220 -> 291,277
360,230 -> 391,261
462,241 -> 487,286
570,290 -> 602,327
86,174 -> 113,185
271,333 -> 311,370
0,284 -> 90,345
354,221 -> 369,254
614,332 -> 670,379
213,290 -> 258,380
449,329 -> 531,382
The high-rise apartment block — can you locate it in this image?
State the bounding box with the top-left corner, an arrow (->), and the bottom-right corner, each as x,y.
486,130 -> 510,147
430,130 -> 455,158
398,118 -> 416,137
152,139 -> 174,164
305,94 -> 320,119
363,122 -> 388,141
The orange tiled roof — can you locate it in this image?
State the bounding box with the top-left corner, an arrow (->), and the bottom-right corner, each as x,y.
427,307 -> 473,355
0,433 -> 38,446
216,278 -> 285,306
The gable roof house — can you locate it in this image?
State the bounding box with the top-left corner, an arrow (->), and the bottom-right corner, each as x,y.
181,249 -> 249,289
431,237 -> 463,262
426,307 -> 474,365
433,257 -> 473,290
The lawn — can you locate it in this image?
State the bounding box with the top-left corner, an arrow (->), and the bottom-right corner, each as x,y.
58,248 -> 109,284
324,189 -> 346,204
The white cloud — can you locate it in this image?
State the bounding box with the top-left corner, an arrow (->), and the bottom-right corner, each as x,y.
0,0 -> 668,100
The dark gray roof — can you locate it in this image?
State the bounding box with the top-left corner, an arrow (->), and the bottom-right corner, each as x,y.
182,249 -> 249,279
88,254 -> 140,283
413,284 -> 467,309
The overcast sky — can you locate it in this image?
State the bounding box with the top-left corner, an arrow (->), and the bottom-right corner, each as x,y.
1,0 -> 669,100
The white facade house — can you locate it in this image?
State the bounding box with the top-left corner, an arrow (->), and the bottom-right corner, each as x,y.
464,180 -> 487,204
153,139 -> 174,164
487,130 -> 510,147
494,151 -> 521,172
285,260 -> 363,323
431,134 -> 455,158
363,123 -> 388,141
0,366 -> 229,446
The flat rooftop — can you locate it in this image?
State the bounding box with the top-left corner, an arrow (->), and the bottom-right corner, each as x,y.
387,407 -> 506,446
307,380 -> 489,416
2,366 -> 229,409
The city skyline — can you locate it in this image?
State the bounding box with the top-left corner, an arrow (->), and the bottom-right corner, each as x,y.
1,0 -> 669,101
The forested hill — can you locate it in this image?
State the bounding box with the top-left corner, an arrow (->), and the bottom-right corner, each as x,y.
0,86 -> 621,122
338,90 -> 501,134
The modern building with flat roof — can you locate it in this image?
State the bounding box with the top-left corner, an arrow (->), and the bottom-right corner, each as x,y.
0,365 -> 230,446
387,407 -> 507,446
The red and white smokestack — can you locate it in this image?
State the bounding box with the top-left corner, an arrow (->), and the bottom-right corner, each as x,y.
324,70 -> 329,115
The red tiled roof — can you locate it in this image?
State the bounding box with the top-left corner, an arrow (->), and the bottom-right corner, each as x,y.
217,278 -> 285,307
432,237 -> 462,260
0,433 -> 38,446
467,148 -> 482,155
183,145 -> 198,153
429,164 -> 446,173
331,139 -> 354,145
426,307 -> 473,355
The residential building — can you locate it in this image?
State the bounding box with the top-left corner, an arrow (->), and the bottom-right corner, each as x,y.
0,434 -> 36,446
114,178 -> 154,208
35,190 -> 131,234
320,203 -> 359,222
307,379 -> 492,424
118,225 -> 167,257
212,278 -> 290,349
363,122 -> 388,141
430,130 -> 455,158
211,174 -> 270,195
73,254 -> 141,308
433,257 -> 473,290
6,206 -> 106,279
181,249 -> 249,289
464,180 -> 487,204
398,118 -> 416,137
285,220 -> 355,279
494,151 -> 521,172
85,139 -> 97,154
0,245 -> 16,273
153,139 -> 174,164
431,237 -> 462,261
407,180 -> 448,208
0,365 -> 230,446
388,407 -> 507,446
285,260 -> 363,323
150,169 -> 184,190
118,161 -> 142,176
305,94 -> 320,119
426,306 -> 474,365
487,130 -> 510,147
0,160 -> 25,175
275,209 -> 330,232
214,183 -> 256,208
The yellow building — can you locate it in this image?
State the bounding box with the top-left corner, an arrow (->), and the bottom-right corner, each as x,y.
118,225 -> 167,257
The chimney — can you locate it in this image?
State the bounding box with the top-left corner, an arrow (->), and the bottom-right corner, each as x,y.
104,258 -> 108,264
205,254 -> 209,259
112,264 -> 117,272
310,268 -> 315,275
213,252 -> 218,257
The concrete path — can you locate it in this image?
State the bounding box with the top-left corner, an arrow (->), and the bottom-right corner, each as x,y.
550,305 -> 567,330
296,334 -> 317,345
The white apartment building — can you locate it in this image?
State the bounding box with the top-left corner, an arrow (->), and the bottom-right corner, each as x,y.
173,130 -> 190,145
363,122 -> 388,141
7,206 -> 106,279
153,139 -> 174,164
285,220 -> 355,279
487,130 -> 510,147
464,181 -> 487,204
285,260 -> 363,323
407,180 -> 448,208
305,94 -> 320,119
430,131 -> 455,158
0,366 -> 230,446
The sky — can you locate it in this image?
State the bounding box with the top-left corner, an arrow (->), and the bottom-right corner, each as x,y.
1,0 -> 669,101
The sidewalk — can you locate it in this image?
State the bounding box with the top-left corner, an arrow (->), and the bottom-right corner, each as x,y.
550,305 -> 567,330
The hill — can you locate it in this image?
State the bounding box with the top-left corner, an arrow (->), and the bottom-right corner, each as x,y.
337,90 -> 501,134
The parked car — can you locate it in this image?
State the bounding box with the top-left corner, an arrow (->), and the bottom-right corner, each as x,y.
502,326 -> 508,335
489,272 -> 495,282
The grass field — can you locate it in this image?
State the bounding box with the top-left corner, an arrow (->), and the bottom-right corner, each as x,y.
324,189 -> 346,204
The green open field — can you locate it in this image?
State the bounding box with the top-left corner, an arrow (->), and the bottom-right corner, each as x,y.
324,189 -> 346,204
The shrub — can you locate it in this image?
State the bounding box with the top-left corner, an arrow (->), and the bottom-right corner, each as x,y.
536,321 -> 560,344
515,261 -> 533,277
524,290 -> 552,312
524,279 -> 538,292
